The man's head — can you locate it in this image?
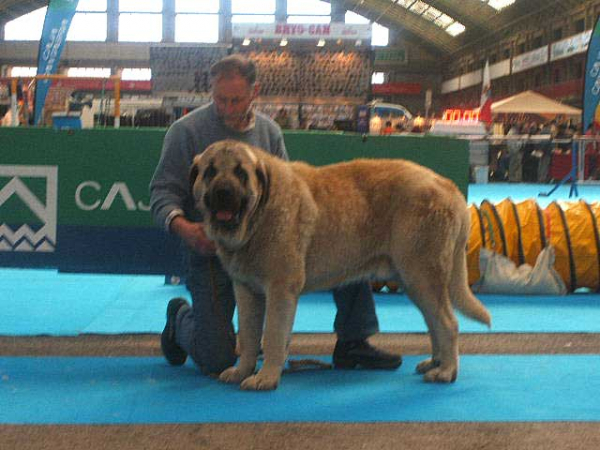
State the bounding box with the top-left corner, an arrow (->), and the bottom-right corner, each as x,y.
210,55 -> 259,131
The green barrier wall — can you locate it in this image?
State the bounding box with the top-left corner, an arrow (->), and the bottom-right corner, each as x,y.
1,128 -> 161,228
284,131 -> 469,196
0,127 -> 468,273
1,128 -> 468,228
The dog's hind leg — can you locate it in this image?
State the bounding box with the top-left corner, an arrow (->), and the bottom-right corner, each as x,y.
402,265 -> 460,383
219,283 -> 265,385
410,284 -> 459,382
414,309 -> 440,373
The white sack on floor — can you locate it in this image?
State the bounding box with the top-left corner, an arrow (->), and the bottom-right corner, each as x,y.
472,246 -> 567,295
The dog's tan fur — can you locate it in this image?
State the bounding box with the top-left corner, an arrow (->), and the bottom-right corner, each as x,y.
190,139 -> 491,390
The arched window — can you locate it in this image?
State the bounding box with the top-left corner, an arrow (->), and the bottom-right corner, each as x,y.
9,67 -> 37,77
395,0 -> 466,37
122,68 -> 152,81
175,0 -> 219,43
486,0 -> 516,10
345,11 -> 389,47
67,67 -> 111,78
69,0 -> 107,42
2,0 -> 396,45
119,0 -> 163,42
4,2 -> 107,42
287,0 -> 330,24
232,0 -> 275,24
4,8 -> 46,41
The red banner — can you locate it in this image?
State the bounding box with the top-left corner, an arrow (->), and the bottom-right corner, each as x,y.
372,82 -> 421,95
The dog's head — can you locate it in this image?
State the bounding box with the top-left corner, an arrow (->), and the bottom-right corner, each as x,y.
190,139 -> 270,248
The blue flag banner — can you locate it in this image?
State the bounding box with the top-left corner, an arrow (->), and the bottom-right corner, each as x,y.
583,15 -> 600,131
34,0 -> 79,126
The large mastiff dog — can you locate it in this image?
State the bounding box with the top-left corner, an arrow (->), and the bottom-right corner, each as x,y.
190,139 -> 491,390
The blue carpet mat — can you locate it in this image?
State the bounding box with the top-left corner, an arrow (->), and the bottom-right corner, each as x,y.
1,355 -> 599,424
2,268 -> 600,335
3,184 -> 600,336
1,269 -> 187,335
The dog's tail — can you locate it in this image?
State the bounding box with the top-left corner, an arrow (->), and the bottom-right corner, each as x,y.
450,211 -> 492,327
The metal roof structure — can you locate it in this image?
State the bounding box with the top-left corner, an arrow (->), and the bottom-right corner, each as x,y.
0,0 -> 46,24
336,0 -> 587,55
0,0 -> 589,56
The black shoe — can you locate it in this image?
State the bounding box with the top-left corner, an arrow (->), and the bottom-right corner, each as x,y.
161,297 -> 189,366
333,339 -> 402,370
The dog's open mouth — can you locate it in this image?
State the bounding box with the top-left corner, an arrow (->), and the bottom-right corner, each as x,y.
204,182 -> 251,231
211,198 -> 248,231
216,210 -> 235,222
212,208 -> 239,229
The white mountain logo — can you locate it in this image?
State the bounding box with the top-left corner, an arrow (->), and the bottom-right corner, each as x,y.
0,165 -> 58,252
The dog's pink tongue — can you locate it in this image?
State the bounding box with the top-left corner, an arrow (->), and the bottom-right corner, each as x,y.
216,210 -> 234,221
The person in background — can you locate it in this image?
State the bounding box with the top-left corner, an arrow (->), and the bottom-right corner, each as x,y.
150,54 -> 402,378
507,123 -> 524,182
0,107 -> 14,126
1,101 -> 27,127
520,121 -> 539,182
537,121 -> 555,183
555,120 -> 572,155
274,107 -> 291,129
380,120 -> 394,135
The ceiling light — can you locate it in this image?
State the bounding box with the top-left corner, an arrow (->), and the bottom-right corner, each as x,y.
317,39 -> 326,47
242,38 -> 251,46
280,38 -> 288,47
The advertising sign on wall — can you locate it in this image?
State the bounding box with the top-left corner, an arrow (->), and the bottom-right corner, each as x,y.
0,165 -> 58,252
551,30 -> 593,61
0,128 -> 468,273
375,48 -> 407,63
512,46 -> 548,74
233,23 -> 371,41
460,69 -> 482,89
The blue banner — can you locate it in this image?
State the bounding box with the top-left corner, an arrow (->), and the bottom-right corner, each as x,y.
583,15 -> 600,132
34,0 -> 79,126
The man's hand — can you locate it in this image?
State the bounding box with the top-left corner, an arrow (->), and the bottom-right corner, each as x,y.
170,216 -> 216,255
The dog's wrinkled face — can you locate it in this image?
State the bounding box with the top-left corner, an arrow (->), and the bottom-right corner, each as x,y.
190,140 -> 269,247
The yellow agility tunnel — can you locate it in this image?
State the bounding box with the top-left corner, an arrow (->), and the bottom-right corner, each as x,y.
468,199 -> 600,292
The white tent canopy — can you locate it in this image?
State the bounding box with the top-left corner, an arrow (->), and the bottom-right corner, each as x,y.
491,90 -> 581,117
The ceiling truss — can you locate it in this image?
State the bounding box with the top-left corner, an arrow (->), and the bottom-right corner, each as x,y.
0,0 -> 592,56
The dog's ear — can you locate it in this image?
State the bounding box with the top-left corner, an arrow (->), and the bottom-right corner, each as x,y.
189,163 -> 200,196
255,160 -> 270,208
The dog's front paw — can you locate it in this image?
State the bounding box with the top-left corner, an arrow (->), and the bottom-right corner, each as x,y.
422,366 -> 457,383
240,370 -> 280,391
416,358 -> 440,374
416,358 -> 457,382
219,366 -> 252,384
